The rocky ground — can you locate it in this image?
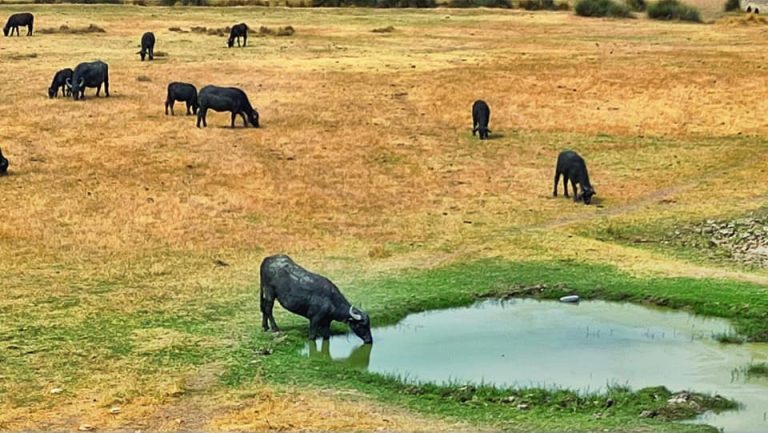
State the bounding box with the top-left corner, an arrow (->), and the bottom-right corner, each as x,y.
663,212 -> 768,268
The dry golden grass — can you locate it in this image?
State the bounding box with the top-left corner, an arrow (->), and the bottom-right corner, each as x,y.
3,4 -> 768,431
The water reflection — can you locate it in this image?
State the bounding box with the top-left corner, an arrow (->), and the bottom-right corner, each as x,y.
303,299 -> 768,433
307,338 -> 372,369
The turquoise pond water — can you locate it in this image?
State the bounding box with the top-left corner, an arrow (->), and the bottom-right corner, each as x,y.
303,299 -> 768,433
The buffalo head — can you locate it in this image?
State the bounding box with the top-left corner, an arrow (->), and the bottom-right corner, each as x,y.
347,306 -> 373,344
579,187 -> 596,205
66,77 -> 85,100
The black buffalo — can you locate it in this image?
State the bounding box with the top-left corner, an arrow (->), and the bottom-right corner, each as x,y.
227,23 -> 248,48
48,68 -> 73,98
472,100 -> 491,140
3,13 -> 33,37
553,150 -> 595,205
260,255 -> 373,344
67,61 -> 109,101
139,32 -> 155,61
196,85 -> 259,128
0,148 -> 8,176
165,82 -> 198,116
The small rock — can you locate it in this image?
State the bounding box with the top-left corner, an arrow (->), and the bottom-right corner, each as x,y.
109,407 -> 121,414
516,403 -> 529,410
639,410 -> 658,418
79,425 -> 95,431
50,388 -> 63,395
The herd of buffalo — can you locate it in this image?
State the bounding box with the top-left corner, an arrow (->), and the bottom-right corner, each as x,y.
2,9 -> 597,343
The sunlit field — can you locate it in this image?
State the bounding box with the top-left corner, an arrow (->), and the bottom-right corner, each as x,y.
2,4 -> 768,431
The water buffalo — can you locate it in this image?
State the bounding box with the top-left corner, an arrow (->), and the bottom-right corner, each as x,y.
472,100 -> 491,140
139,32 -> 155,61
227,23 -> 248,48
196,85 -> 259,128
48,68 -> 73,98
67,61 -> 109,101
0,148 -> 8,175
3,13 -> 33,37
165,82 -> 198,115
260,255 -> 373,344
553,150 -> 595,205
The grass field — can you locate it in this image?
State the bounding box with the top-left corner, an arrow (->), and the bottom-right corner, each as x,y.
2,3 -> 768,432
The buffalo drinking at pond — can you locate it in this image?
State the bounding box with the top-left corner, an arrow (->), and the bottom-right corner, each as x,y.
67,61 -> 109,101
48,68 -> 73,98
3,13 -> 33,37
553,150 -> 595,205
165,82 -> 198,115
196,85 -> 259,128
227,23 -> 248,48
139,32 -> 155,61
472,100 -> 491,140
260,255 -> 373,344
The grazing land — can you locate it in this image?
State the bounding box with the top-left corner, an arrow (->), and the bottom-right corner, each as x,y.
2,4 -> 768,432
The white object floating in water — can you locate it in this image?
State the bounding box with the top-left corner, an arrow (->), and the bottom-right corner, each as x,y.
559,295 -> 580,303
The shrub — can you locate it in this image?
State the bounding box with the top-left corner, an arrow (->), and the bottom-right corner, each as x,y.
647,0 -> 701,21
313,0 -> 434,6
519,0 -> 556,10
625,0 -> 645,11
449,0 -> 511,7
723,0 -> 740,11
575,0 -> 632,16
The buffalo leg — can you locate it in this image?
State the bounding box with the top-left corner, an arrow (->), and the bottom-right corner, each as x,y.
197,109 -> 207,128
553,171 -> 560,197
149,46 -> 154,60
570,179 -> 579,199
186,102 -> 192,115
96,84 -> 101,97
230,112 -> 237,128
260,297 -> 279,332
243,34 -> 247,47
239,112 -> 248,127
563,175 -> 569,197
165,100 -> 172,115
104,77 -> 109,97
28,24 -> 32,36
319,319 -> 332,339
308,316 -> 323,340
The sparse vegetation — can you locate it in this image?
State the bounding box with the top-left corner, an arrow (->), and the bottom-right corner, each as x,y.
724,0 -> 740,11
518,0 -> 557,10
38,24 -> 106,34
3,4 -> 768,433
626,0 -> 646,11
575,0 -> 633,17
747,362 -> 768,376
713,332 -> 746,344
258,25 -> 295,36
647,0 -> 702,21
448,0 -> 511,7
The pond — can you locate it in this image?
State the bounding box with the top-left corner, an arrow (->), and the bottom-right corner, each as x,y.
303,299 -> 768,433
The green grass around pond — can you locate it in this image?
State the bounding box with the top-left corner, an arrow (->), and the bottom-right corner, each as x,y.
3,258 -> 765,431
226,258 -> 763,432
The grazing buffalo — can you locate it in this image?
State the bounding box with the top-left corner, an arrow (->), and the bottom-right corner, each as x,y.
3,13 -> 33,37
165,82 -> 198,115
260,255 -> 373,344
48,68 -> 73,98
0,148 -> 8,176
196,85 -> 259,128
553,150 -> 595,205
472,100 -> 491,140
67,61 -> 109,101
139,32 -> 155,61
227,23 -> 248,48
